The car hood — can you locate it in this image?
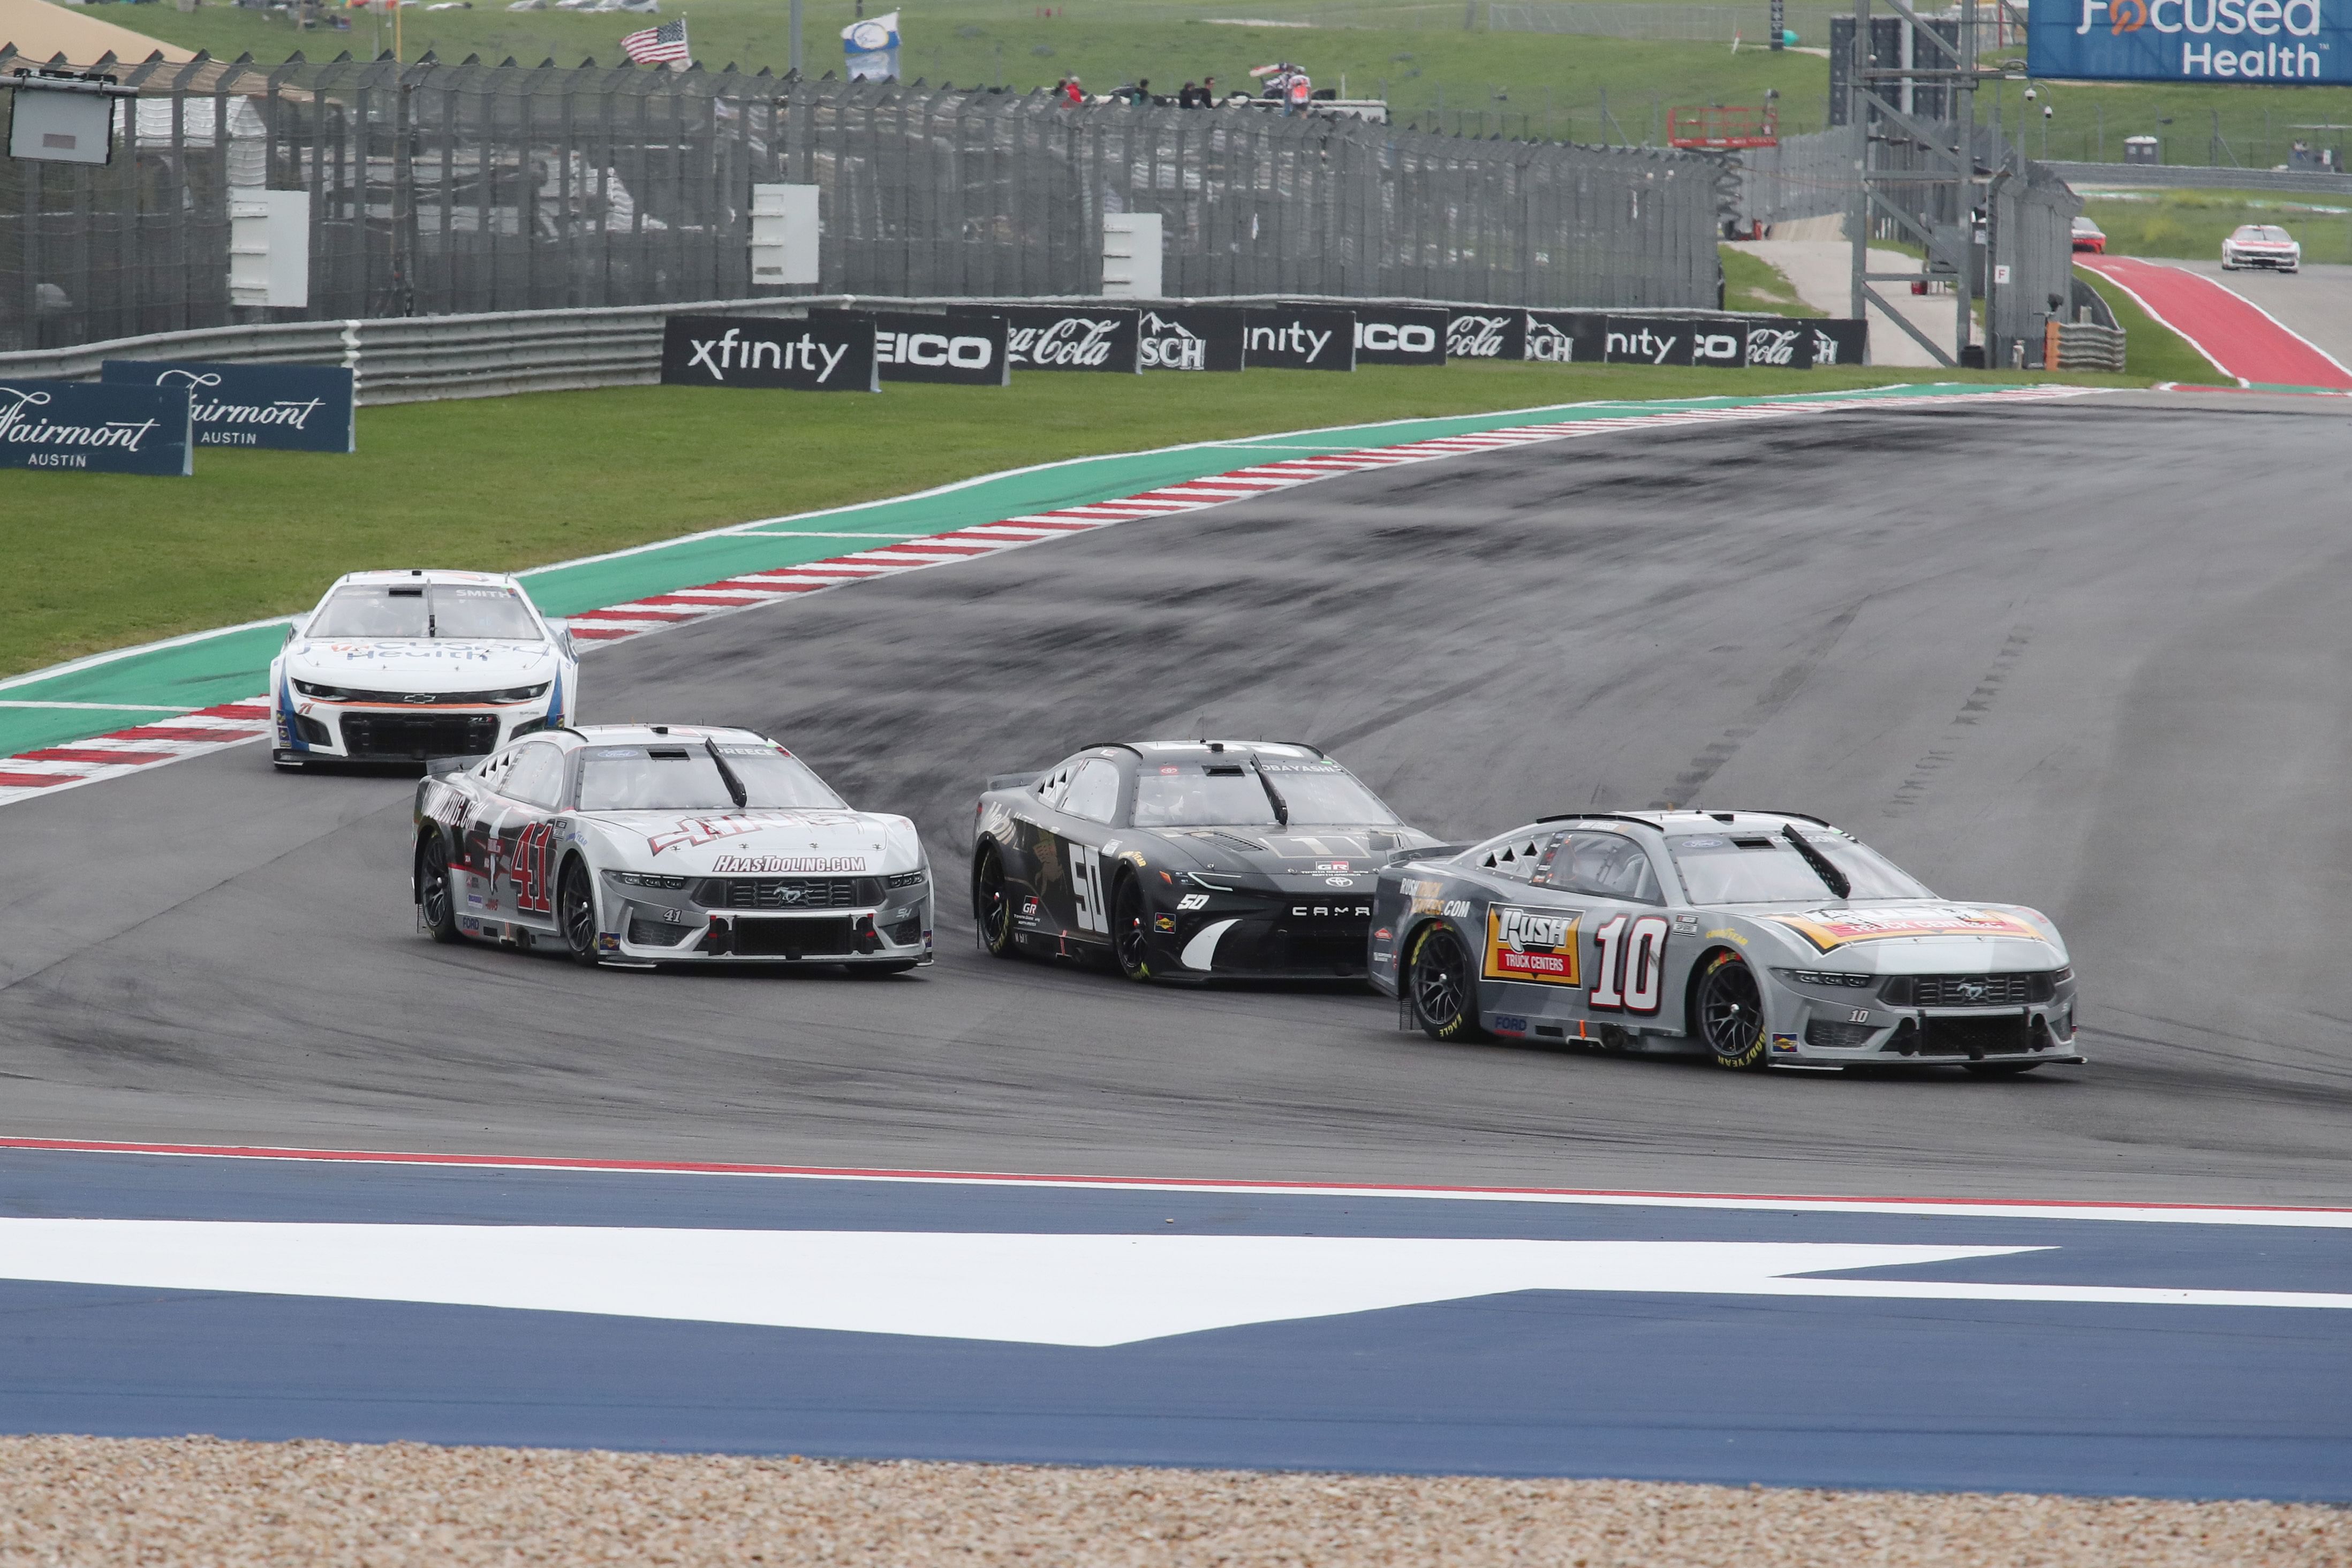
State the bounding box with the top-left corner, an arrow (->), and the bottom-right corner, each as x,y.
579,807 -> 921,874
1128,824 -> 1441,881
286,639 -> 556,692
1729,900 -> 2067,971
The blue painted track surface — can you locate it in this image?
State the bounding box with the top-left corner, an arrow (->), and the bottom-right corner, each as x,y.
1,1150 -> 2346,1500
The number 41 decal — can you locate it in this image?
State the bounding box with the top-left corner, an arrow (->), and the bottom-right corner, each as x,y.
1069,842 -> 1109,935
1590,914 -> 1668,1013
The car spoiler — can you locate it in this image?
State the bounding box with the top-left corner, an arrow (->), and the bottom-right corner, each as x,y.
986,771 -> 1042,793
423,756 -> 477,778
1385,843 -> 1469,867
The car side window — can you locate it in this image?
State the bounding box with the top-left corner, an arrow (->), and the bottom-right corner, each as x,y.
1061,758 -> 1123,825
501,742 -> 567,809
1547,832 -> 1663,904
1034,762 -> 1078,811
1477,829 -> 1550,883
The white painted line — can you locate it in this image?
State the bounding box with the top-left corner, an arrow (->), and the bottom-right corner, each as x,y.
0,701 -> 192,712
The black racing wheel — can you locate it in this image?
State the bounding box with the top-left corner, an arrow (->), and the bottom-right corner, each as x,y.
418,832 -> 460,945
1407,923 -> 1484,1042
1112,875 -> 1152,982
973,842 -> 1018,959
557,858 -> 600,967
1695,950 -> 1768,1070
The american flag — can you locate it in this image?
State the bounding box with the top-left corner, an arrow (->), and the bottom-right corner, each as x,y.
621,18 -> 689,64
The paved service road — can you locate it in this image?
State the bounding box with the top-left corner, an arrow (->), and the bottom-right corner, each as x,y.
3,1149 -> 2347,1496
4,393 -> 2352,1204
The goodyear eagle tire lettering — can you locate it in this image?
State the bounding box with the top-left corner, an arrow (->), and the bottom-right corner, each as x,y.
1408,922 -> 1486,1043
1695,949 -> 1769,1070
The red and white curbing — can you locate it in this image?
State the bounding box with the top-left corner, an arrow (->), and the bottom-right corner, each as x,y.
0,386 -> 2096,808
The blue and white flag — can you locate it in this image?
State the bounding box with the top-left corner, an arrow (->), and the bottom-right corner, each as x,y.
843,11 -> 900,81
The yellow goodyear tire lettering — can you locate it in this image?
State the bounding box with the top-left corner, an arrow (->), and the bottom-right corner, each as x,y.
1696,949 -> 1771,1071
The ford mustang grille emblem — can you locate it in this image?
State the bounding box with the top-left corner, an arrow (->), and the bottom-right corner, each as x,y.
780,885 -> 806,904
1958,979 -> 1987,1002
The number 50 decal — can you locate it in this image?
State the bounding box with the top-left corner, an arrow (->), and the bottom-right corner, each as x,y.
1589,913 -> 1669,1013
1069,842 -> 1109,935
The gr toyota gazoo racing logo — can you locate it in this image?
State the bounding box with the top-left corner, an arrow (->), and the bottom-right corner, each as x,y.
1482,904 -> 1583,984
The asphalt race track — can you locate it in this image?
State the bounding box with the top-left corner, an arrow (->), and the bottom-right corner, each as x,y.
6,390 -> 2352,1205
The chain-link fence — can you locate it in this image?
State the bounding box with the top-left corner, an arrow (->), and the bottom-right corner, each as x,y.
0,49 -> 1723,352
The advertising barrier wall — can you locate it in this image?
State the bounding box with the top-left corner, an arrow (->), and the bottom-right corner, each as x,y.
99,361 -> 354,452
1139,308 -> 1246,373
2031,0 -> 2348,83
1354,308 -> 1450,366
659,314 -> 881,392
0,380 -> 191,475
1001,307 -> 1142,373
812,309 -> 1010,387
1447,309 -> 1530,362
1523,310 -> 1869,368
1243,308 -> 1358,372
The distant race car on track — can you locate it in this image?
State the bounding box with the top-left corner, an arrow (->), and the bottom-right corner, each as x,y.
272,569 -> 578,768
414,723 -> 933,970
2221,224 -> 2300,272
2070,215 -> 2106,254
971,740 -> 1439,982
1371,810 -> 2081,1074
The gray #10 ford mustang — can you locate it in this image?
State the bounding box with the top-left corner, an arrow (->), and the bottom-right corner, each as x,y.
1371,810 -> 2082,1073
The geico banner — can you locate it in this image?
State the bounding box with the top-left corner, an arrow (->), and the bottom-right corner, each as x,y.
2032,0 -> 2344,82
101,360 -> 355,452
1524,310 -> 1607,363
1352,307 -> 1448,366
810,308 -> 1009,386
1138,306 -> 1244,372
659,314 -> 881,391
1445,308 -> 1526,362
0,380 -> 191,475
1001,306 -> 1141,373
1242,307 -> 1357,370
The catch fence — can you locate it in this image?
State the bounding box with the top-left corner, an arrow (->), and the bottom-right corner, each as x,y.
0,50 -> 1724,352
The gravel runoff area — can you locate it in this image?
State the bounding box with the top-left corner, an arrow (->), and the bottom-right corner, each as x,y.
0,1440 -> 2344,1566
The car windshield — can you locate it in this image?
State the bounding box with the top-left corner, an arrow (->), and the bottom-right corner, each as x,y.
308,584 -> 543,640
574,743 -> 847,812
1668,827 -> 1932,905
1128,759 -> 1401,828
2073,217 -> 2099,232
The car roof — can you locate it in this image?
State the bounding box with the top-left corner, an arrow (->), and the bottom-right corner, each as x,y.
1088,739 -> 1329,763
1522,808 -> 1836,837
330,569 -> 524,589
542,724 -> 778,751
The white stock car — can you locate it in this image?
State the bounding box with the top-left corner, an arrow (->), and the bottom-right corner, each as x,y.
270,569 -> 579,768
412,723 -> 934,971
2221,224 -> 2300,272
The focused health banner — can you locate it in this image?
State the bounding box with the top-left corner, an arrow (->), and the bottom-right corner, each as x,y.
2032,0 -> 2346,84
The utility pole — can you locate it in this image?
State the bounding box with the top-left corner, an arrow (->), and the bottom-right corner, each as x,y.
790,0 -> 804,75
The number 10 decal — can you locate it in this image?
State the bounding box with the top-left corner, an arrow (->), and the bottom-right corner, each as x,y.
1069,842 -> 1109,935
1589,913 -> 1668,1013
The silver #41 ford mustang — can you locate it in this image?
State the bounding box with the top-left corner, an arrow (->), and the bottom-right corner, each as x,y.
413,724 -> 933,970
1370,810 -> 2081,1074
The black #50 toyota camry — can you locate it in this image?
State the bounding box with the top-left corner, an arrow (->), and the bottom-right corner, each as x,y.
970,740 -> 1440,982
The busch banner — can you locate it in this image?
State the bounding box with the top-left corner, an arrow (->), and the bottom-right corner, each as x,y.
101,360 -> 355,452
0,380 -> 191,475
1138,307 -> 1245,372
2032,0 -> 2346,82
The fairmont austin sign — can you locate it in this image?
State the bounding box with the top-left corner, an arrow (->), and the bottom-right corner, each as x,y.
102,361 -> 356,452
0,381 -> 191,475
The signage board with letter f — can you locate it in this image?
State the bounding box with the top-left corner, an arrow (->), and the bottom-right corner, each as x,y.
102,361 -> 355,452
0,381 -> 192,475
661,314 -> 881,391
2031,0 -> 2348,82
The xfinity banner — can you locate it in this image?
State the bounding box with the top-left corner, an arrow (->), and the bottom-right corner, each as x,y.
1001,307 -> 1140,373
660,314 -> 880,391
2032,0 -> 2345,82
1446,308 -> 1526,361
810,309 -> 1009,386
0,380 -> 191,475
1242,307 -> 1356,371
101,360 -> 354,452
1138,306 -> 1244,372
1353,307 -> 1448,366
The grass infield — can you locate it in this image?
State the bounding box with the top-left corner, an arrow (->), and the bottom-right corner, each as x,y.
1,361 -> 2116,682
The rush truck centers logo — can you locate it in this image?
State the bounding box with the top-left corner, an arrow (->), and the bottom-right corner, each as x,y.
0,380 -> 191,475
1483,905 -> 1583,985
101,360 -> 356,452
661,314 -> 881,392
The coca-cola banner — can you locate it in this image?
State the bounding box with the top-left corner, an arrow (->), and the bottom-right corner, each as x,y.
1523,311 -> 1606,365
1000,306 -> 1140,373
810,309 -> 1009,387
1444,308 -> 1525,362
1138,306 -> 1245,372
1352,307 -> 1448,366
1737,317 -> 1869,369
1241,307 -> 1356,372
660,314 -> 880,391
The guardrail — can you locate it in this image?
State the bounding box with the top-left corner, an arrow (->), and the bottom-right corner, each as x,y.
2047,162 -> 2352,196
2045,320 -> 2128,373
0,295 -> 1780,405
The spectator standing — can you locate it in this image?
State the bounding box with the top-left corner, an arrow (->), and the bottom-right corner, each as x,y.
1178,80 -> 1200,107
1061,75 -> 1085,105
